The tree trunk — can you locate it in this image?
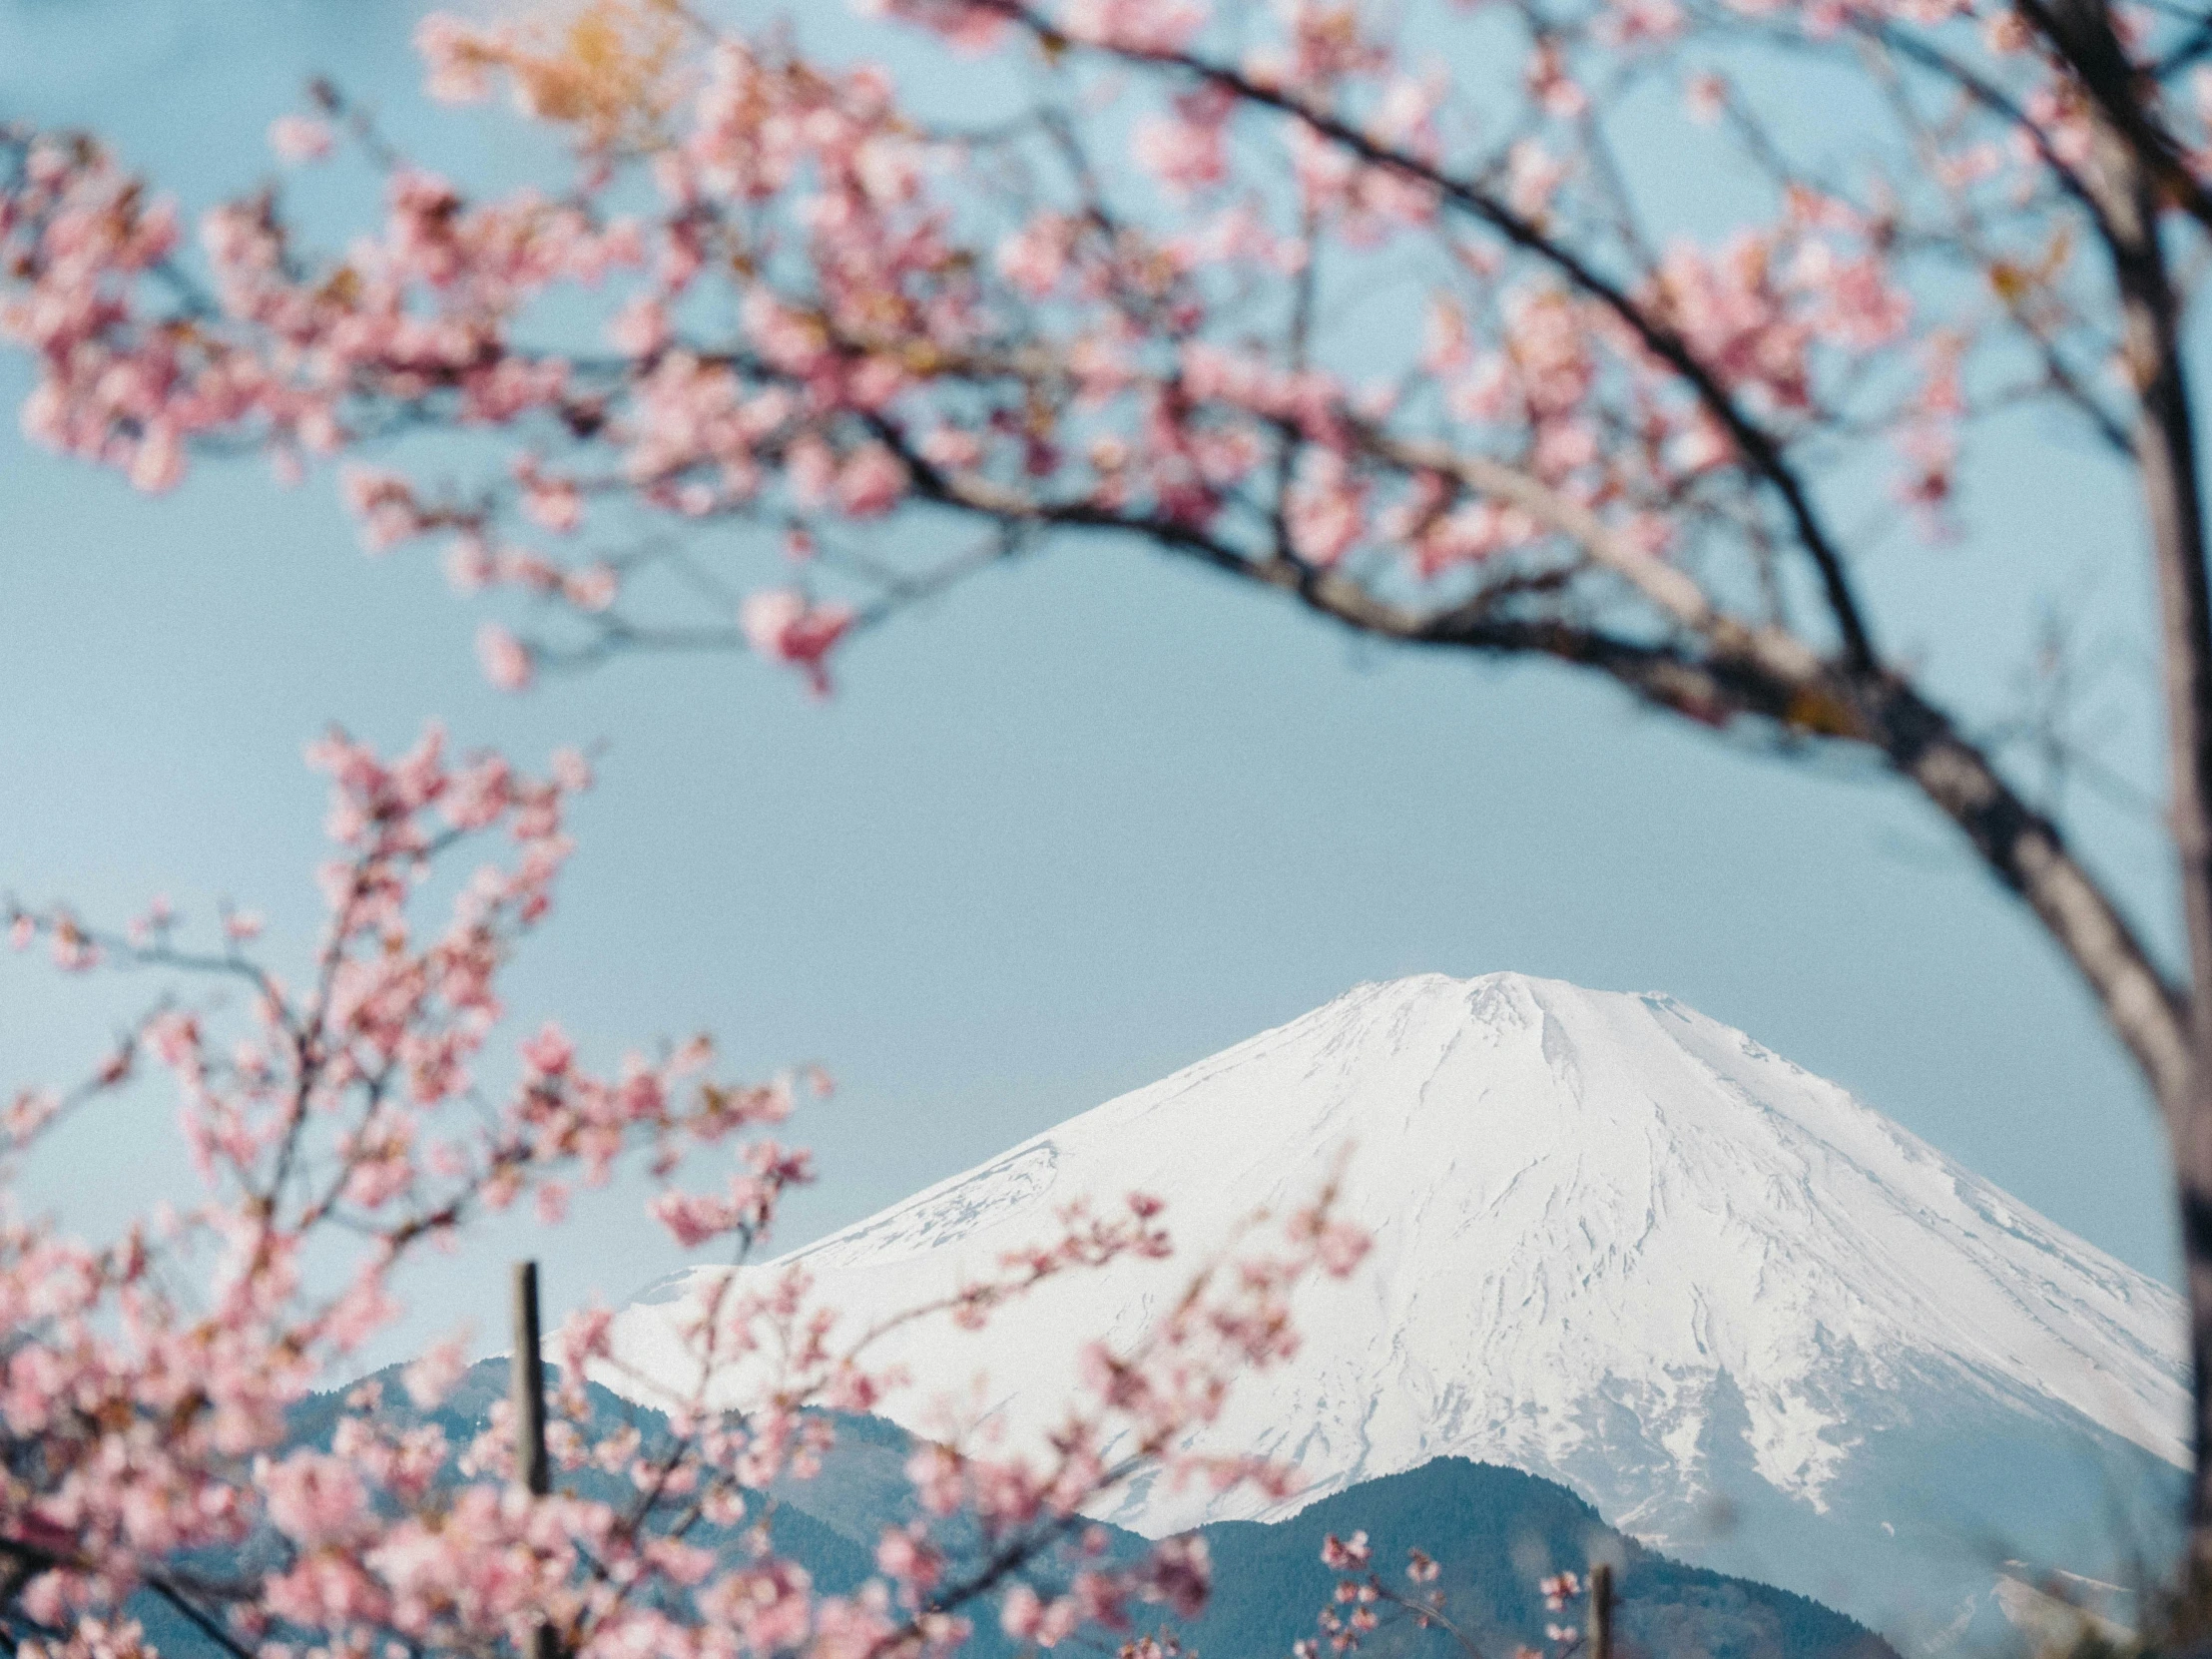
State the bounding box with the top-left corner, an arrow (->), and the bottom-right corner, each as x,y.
2066,7 -> 2212,1561
2116,196 -> 2212,1575
2128,237 -> 2212,1570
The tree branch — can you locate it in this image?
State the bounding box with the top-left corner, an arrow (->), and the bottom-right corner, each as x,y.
967,0 -> 1881,671
877,414 -> 2191,1127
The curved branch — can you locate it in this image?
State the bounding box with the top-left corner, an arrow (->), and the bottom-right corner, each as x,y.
2017,0 -> 2212,243
963,0 -> 1881,671
1848,19 -> 2117,242
1862,675 -> 2192,1116
877,418 -> 2190,1125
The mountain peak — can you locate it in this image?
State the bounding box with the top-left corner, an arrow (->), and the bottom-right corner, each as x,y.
611,977 -> 2185,1652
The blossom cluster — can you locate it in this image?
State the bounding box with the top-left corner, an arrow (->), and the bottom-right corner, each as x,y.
1298,1531 -> 1587,1659
7,0 -> 2178,703
0,722 -> 1382,1659
573,1176 -> 1375,1659
0,726 -> 837,1639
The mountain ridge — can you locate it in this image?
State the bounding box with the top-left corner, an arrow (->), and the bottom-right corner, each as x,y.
203,1363 -> 1894,1659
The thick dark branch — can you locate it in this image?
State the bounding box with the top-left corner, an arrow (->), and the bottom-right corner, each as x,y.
968,0 -> 1880,671
1425,624 -> 2189,1115
1851,19 -> 2116,240
144,1578 -> 258,1659
2156,10 -> 2212,76
2024,0 -> 2212,1131
2018,0 -> 2212,243
878,415 -> 2190,1122
1860,675 -> 2193,1115
0,1538 -> 254,1659
1851,24 -> 2135,454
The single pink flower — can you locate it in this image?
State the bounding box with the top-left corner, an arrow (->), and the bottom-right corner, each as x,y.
269,116 -> 335,165
475,622 -> 535,692
739,589 -> 855,697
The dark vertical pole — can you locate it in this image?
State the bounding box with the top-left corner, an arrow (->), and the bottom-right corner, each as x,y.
512,1260 -> 557,1659
512,1260 -> 551,1497
1588,1562 -> 1614,1659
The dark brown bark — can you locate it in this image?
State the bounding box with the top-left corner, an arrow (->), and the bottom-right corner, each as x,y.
2031,0 -> 2212,1557
2120,205 -> 2212,1559
1851,676 -> 2196,1112
970,0 -> 1882,672
875,413 -> 2199,1134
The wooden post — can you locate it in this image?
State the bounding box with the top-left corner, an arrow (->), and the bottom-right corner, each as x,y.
512,1261 -> 557,1659
512,1260 -> 551,1497
1587,1561 -> 1614,1659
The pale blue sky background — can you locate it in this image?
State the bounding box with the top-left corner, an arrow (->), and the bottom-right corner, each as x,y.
0,0 -> 2186,1363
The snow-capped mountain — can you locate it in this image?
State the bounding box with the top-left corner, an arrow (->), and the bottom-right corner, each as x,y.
609,973 -> 2187,1653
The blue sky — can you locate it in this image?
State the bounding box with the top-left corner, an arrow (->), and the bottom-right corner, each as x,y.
0,0 -> 2184,1362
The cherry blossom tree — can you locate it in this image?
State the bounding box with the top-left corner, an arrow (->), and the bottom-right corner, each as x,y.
0,725 -> 1371,1658
7,0 -> 2212,1570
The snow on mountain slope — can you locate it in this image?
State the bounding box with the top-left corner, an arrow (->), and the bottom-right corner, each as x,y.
609,973 -> 2187,1652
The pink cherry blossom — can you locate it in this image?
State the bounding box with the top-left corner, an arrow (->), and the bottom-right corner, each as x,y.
475,622 -> 535,692
403,1334 -> 472,1407
0,722 -> 1341,1659
740,589 -> 856,695
269,116 -> 335,165
1061,0 -> 1207,53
